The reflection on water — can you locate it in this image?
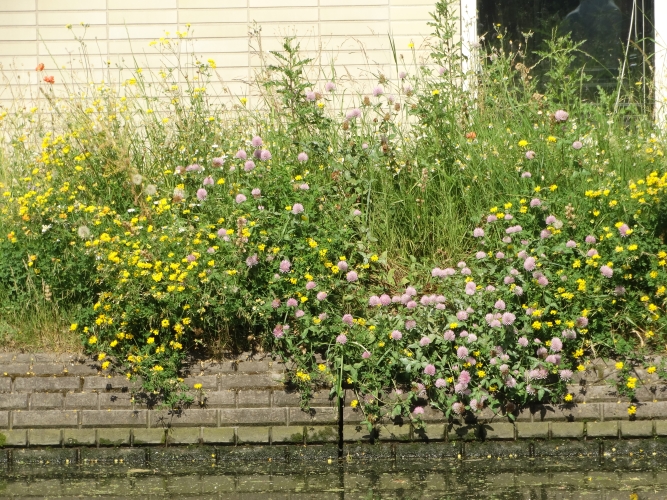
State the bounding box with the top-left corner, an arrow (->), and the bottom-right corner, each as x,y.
0,457 -> 666,499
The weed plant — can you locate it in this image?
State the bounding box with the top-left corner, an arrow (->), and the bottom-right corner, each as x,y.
0,1 -> 665,422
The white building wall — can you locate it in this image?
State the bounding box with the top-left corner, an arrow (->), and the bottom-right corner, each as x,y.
0,0 -> 447,106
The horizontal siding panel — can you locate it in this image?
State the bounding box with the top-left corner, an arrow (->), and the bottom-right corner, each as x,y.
37,10 -> 107,25
179,0 -> 246,7
250,8 -> 318,23
179,8 -> 247,24
108,10 -> 178,25
320,21 -> 389,36
109,0 -> 177,9
38,0 -> 106,10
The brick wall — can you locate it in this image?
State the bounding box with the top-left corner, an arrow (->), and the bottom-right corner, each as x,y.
0,352 -> 667,449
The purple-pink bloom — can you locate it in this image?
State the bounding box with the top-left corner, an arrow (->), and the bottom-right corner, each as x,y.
196,188 -> 207,201
560,369 -> 573,381
235,150 -> 247,160
295,309 -> 305,318
572,141 -> 583,150
299,183 -> 309,190
212,157 -> 225,167
337,261 -> 349,272
554,109 -> 569,122
496,252 -> 505,259
297,152 -> 308,163
475,251 -> 487,259
203,176 -> 214,186
325,81 -> 336,92
336,334 -> 347,344
273,325 -> 284,338
286,298 -> 298,307
316,291 -> 328,301
537,276 -> 549,287
362,351 -> 371,359
390,330 -> 402,340
456,310 -> 468,321
456,346 -> 469,359
380,294 -> 391,306
435,378 -> 446,388
518,336 -> 529,347
306,281 -> 317,290
424,364 -> 436,376
271,299 -> 281,308
260,150 -> 272,161
420,336 -> 431,347
443,330 -> 455,341
494,300 -> 506,310
369,295 -> 381,306
473,227 -> 485,237
372,86 -> 384,97
487,214 -> 498,222
566,240 -> 577,248
576,316 -> 588,327
413,406 -> 424,415
618,224 -> 630,236
502,312 -> 516,325
530,198 -> 541,207
305,91 -> 316,101
245,254 -> 259,267
235,193 -> 247,203
342,314 -> 353,326
244,160 -> 255,171
251,136 -> 263,147
458,370 -> 471,384
346,271 -> 358,282
279,259 -> 291,273
292,203 -> 304,215
585,235 -> 596,244
406,300 -> 417,309
465,282 -> 476,296
524,257 -> 536,271
346,108 -> 361,119
251,188 -> 261,198
600,265 -> 613,278
525,151 -> 536,160
550,337 -> 563,352
185,163 -> 202,172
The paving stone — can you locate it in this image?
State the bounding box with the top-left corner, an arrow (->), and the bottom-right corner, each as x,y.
377,423 -> 412,442
203,390 -> 236,408
0,394 -> 28,410
272,426 -> 304,444
236,360 -> 271,373
305,426 -> 337,443
14,377 -> 81,392
291,407 -> 337,425
309,389 -> 336,407
151,409 -> 217,428
586,421 -> 618,438
551,422 -> 584,439
420,406 -> 446,422
272,391 -> 302,407
63,429 -> 96,446
202,427 -> 235,445
341,407 -> 364,423
166,427 -> 201,445
183,375 -> 218,390
65,392 -> 99,410
446,423 -> 476,441
13,410 -> 78,428
99,393 -> 133,410
133,428 -> 165,445
29,429 -> 61,446
63,364 -> 100,376
343,424 -> 374,442
482,422 -> 515,440
516,422 -> 549,439
237,389 -> 271,408
82,376 -> 135,392
579,385 -> 619,402
534,403 -> 602,422
0,411 -> 9,428
626,401 -> 667,419
655,420 -> 667,436
237,426 -> 269,444
620,420 -> 654,438
603,402 -> 638,420
98,428 -> 130,446
414,423 -> 445,442
29,392 -> 64,410
81,410 -> 147,428
30,364 -> 66,376
0,365 -> 31,376
219,373 -> 283,389
0,377 -> 11,392
220,408 -> 287,426
0,430 -> 27,446
197,360 -> 237,374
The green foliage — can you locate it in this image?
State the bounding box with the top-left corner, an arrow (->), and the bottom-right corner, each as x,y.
0,1 -> 665,421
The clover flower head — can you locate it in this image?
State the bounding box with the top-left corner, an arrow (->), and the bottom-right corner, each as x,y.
297,152 -> 308,163
336,334 -> 347,344
235,149 -> 247,160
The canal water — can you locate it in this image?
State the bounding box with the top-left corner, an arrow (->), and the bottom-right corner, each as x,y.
0,455 -> 666,499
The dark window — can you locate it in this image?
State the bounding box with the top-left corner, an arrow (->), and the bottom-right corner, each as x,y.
477,0 -> 654,93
